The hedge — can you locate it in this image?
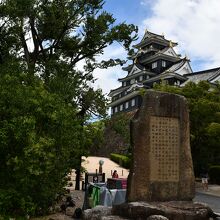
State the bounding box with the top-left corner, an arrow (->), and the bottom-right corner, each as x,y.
209,165 -> 220,184
110,153 -> 131,169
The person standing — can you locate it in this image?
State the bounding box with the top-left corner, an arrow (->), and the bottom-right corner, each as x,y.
201,170 -> 209,190
112,170 -> 119,178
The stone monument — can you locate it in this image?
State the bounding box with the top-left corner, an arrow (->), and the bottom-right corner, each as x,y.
126,90 -> 195,202
82,91 -> 217,220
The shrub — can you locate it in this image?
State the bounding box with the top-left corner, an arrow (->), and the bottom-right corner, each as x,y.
0,73 -> 81,216
209,165 -> 220,184
110,153 -> 131,169
0,189 -> 36,217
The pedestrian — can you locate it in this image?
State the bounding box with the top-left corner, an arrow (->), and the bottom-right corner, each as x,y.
112,170 -> 119,178
201,170 -> 209,191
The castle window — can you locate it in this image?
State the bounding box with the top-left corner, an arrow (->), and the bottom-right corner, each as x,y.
115,106 -> 118,113
120,104 -> 123,111
139,75 -> 143,81
131,98 -> 135,106
123,82 -> 126,87
125,102 -> 129,109
152,62 -> 157,69
162,60 -> 166,67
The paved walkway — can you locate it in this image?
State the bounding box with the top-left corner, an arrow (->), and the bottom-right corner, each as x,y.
82,156 -> 129,179
196,184 -> 220,197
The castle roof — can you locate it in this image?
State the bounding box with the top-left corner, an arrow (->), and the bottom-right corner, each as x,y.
142,72 -> 187,84
138,47 -> 181,65
109,85 -> 128,97
122,63 -> 143,71
165,58 -> 193,75
119,63 -> 156,82
108,90 -> 140,107
182,67 -> 220,85
118,71 -> 156,82
133,30 -> 178,49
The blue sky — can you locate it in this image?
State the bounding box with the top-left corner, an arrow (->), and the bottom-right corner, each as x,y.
91,0 -> 220,96
104,0 -> 150,25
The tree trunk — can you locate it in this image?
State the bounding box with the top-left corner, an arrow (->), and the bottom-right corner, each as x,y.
75,155 -> 82,190
75,107 -> 86,190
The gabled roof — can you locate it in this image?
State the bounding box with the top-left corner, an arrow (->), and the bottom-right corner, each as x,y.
119,63 -> 155,82
128,63 -> 144,75
139,50 -> 181,64
162,47 -> 179,58
131,46 -> 159,59
118,70 -> 156,82
132,45 -> 178,60
165,58 -> 193,75
122,63 -> 144,71
122,64 -> 133,71
182,67 -> 220,85
134,30 -> 178,49
142,72 -> 187,84
108,86 -> 128,97
142,30 -> 166,41
108,91 -> 140,107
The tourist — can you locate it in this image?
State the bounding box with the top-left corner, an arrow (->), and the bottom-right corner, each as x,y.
201,170 -> 209,190
112,170 -> 119,178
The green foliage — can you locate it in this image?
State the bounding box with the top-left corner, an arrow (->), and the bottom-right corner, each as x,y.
139,88 -> 147,97
209,165 -> 220,184
83,120 -> 105,153
0,0 -> 137,216
105,113 -> 131,149
154,81 -> 220,175
0,0 -> 137,76
110,153 -> 131,169
0,71 -> 82,216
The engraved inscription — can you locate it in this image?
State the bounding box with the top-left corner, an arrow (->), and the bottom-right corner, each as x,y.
150,116 -> 180,182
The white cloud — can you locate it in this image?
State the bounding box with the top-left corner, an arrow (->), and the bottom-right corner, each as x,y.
140,0 -> 152,6
76,44 -> 129,95
93,65 -> 122,96
92,44 -> 129,95
141,0 -> 220,70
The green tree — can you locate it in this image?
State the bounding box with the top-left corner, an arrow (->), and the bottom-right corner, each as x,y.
0,0 -> 137,75
106,112 -> 131,150
0,69 -> 81,216
0,0 -> 138,216
0,0 -> 137,115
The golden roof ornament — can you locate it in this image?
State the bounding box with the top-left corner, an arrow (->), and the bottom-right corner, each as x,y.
134,58 -> 138,63
169,40 -> 173,48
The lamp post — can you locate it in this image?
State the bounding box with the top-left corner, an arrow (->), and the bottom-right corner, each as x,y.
99,160 -> 104,174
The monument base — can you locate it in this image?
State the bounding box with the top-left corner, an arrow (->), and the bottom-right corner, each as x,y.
82,201 -> 218,220
112,201 -> 216,220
